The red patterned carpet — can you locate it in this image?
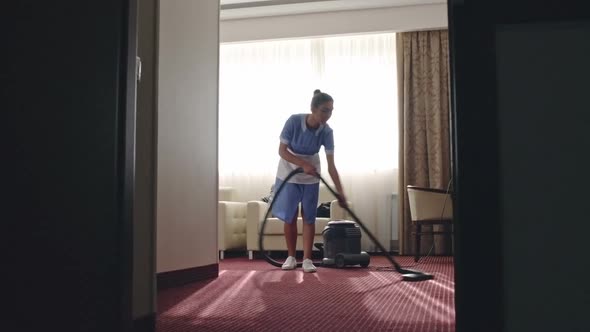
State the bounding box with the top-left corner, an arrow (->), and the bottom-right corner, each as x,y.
157,256 -> 455,332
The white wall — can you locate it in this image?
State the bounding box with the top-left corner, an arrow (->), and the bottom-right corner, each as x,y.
157,0 -> 219,273
221,3 -> 447,43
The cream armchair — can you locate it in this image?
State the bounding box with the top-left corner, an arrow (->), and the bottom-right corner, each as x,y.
407,185 -> 454,262
218,187 -> 247,259
246,185 -> 351,260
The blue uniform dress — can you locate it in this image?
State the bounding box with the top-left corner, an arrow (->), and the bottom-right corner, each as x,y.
272,114 -> 334,224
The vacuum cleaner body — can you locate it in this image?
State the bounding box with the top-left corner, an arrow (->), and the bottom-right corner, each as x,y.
320,220 -> 370,268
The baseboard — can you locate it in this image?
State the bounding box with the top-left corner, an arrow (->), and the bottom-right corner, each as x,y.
157,263 -> 219,290
133,313 -> 155,332
220,250 -> 249,259
367,251 -> 400,256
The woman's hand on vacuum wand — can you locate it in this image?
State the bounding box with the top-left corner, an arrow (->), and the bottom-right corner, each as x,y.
301,161 -> 317,176
278,143 -> 316,176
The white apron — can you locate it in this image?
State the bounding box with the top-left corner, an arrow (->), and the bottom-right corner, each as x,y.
276,148 -> 321,184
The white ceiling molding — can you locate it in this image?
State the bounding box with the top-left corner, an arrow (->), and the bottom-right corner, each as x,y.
220,3 -> 448,43
220,0 -> 446,20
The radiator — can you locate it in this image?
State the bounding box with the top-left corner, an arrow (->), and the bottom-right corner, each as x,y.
390,193 -> 399,251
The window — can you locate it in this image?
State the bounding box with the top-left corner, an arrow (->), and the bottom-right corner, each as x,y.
219,33 -> 398,249
220,32 -> 397,178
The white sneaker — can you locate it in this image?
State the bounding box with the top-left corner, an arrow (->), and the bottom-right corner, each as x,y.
282,256 -> 297,270
302,258 -> 317,273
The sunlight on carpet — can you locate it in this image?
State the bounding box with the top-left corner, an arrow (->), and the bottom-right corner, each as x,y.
157,256 -> 455,332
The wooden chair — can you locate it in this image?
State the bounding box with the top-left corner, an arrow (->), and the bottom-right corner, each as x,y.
407,185 -> 453,262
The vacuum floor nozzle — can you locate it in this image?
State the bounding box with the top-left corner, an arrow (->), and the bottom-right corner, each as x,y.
402,273 -> 435,282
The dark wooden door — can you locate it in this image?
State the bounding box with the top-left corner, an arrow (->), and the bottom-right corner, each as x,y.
448,1 -> 590,331
5,1 -> 138,331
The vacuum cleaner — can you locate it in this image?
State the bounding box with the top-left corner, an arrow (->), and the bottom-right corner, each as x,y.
258,168 -> 434,282
317,220 -> 370,268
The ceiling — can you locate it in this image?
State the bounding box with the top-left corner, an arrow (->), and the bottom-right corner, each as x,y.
220,0 -> 446,20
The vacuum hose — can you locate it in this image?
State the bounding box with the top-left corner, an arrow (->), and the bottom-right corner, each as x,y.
258,168 -> 434,281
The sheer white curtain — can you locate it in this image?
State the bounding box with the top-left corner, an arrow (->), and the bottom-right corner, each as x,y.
219,33 -> 398,250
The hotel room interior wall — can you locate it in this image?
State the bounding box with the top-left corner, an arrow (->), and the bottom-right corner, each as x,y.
156,0 -> 219,273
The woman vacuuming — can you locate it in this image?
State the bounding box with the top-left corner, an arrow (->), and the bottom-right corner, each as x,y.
272,89 -> 347,273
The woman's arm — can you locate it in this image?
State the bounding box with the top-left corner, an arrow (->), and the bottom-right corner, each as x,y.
278,143 -> 316,175
326,154 -> 347,206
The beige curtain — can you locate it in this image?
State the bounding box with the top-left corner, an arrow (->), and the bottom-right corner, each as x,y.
397,30 -> 452,256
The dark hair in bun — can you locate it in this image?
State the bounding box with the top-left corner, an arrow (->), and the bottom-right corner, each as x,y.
311,89 -> 333,108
